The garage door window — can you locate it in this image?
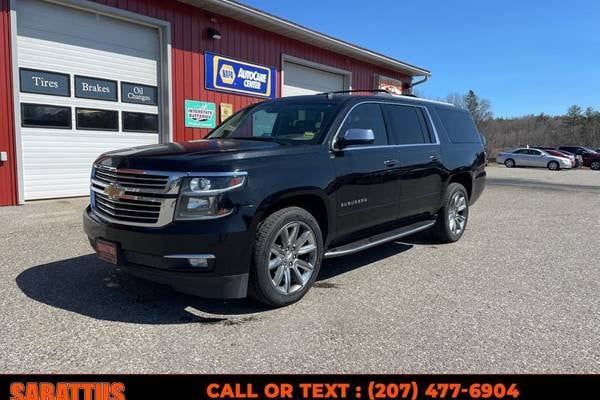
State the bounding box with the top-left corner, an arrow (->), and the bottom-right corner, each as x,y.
76,108 -> 119,131
21,103 -> 71,129
122,112 -> 159,133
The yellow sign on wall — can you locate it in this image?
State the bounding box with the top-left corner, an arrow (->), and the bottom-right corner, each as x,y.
220,103 -> 234,122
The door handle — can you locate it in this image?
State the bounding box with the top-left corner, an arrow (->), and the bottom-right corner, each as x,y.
384,159 -> 399,167
429,155 -> 440,162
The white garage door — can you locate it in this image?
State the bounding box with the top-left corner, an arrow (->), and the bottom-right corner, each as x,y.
282,61 -> 346,97
16,0 -> 161,200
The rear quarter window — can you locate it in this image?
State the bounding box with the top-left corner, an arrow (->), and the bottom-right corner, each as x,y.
435,107 -> 480,144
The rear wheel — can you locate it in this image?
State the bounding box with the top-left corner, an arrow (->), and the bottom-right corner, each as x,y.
590,161 -> 600,170
431,183 -> 469,243
504,159 -> 515,168
547,161 -> 559,171
248,207 -> 323,307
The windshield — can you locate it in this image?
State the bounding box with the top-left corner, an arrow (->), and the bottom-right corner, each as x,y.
207,101 -> 340,144
583,147 -> 598,154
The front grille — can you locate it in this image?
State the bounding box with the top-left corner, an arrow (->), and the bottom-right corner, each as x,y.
91,165 -> 179,227
94,191 -> 162,224
94,168 -> 169,191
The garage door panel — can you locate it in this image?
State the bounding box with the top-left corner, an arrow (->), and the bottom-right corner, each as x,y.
21,129 -> 158,199
17,0 -> 161,200
18,35 -> 158,85
18,0 -> 158,57
283,61 -> 346,97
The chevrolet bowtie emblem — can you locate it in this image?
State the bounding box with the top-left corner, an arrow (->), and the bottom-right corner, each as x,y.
104,184 -> 125,200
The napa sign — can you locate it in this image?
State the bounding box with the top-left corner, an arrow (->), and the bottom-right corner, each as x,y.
205,52 -> 276,98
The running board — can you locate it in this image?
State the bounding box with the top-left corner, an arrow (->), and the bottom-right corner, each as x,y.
323,219 -> 436,259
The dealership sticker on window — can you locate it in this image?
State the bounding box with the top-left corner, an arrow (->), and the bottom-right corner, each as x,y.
185,100 -> 216,128
205,52 -> 276,98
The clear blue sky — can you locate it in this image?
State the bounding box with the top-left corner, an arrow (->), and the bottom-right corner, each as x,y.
239,0 -> 599,118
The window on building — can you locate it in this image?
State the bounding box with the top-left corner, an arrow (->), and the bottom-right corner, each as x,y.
21,103 -> 72,129
339,103 -> 388,146
122,112 -> 159,133
382,104 -> 430,145
76,108 -> 118,131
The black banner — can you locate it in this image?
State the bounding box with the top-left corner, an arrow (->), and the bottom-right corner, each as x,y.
1,375 -> 598,400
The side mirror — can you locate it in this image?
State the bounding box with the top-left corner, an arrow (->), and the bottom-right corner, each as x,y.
336,128 -> 375,149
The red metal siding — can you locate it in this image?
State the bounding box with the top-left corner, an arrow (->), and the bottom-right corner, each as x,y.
0,0 -> 17,206
0,0 -> 413,205
91,0 -> 411,142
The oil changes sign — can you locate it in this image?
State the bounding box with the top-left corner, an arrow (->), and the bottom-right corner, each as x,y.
205,52 -> 276,98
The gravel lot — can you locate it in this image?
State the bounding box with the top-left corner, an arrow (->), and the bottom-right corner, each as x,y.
1,165 -> 599,373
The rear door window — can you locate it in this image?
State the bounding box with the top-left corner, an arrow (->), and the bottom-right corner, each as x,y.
435,107 -> 480,143
382,104 -> 430,145
339,103 -> 388,146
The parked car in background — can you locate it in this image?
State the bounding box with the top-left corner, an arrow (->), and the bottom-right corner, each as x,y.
497,148 -> 572,170
555,150 -> 583,168
557,146 -> 600,170
533,148 -> 576,167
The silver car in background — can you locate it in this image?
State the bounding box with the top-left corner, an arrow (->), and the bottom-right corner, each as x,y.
497,148 -> 573,170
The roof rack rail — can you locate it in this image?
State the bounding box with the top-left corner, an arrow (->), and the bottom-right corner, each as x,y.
319,89 -> 392,99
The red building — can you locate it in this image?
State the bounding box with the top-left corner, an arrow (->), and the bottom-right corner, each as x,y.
0,0 -> 429,205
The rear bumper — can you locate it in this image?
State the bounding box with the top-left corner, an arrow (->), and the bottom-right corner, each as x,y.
83,206 -> 254,298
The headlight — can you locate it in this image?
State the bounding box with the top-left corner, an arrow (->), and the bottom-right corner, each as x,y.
174,173 -> 246,220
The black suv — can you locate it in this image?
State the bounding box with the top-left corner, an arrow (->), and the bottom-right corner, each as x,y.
83,93 -> 486,306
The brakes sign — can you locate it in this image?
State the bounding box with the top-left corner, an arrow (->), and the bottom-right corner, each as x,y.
205,52 -> 276,98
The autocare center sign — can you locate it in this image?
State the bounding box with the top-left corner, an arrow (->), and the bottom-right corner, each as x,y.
205,52 -> 276,98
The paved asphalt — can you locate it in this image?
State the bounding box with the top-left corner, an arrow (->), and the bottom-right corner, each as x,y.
1,165 -> 599,373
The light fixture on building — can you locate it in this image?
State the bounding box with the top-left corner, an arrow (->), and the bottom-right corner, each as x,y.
207,27 -> 222,40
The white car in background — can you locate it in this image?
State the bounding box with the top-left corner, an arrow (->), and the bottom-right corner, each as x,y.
496,148 -> 573,170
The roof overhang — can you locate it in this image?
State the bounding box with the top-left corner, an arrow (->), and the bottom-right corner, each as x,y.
177,0 -> 431,78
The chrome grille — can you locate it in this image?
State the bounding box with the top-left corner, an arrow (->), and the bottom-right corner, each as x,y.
94,192 -> 162,223
94,168 -> 169,191
91,165 -> 180,227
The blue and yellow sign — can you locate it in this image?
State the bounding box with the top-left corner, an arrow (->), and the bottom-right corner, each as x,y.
205,52 -> 276,98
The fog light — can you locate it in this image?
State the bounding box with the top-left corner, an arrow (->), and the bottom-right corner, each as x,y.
188,258 -> 209,268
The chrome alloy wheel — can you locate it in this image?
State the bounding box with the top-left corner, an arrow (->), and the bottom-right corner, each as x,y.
448,191 -> 468,236
268,221 -> 318,295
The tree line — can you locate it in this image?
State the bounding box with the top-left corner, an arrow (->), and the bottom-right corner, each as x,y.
430,90 -> 600,157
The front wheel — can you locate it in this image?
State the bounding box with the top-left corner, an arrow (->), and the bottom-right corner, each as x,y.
590,161 -> 600,170
504,159 -> 515,168
248,207 -> 323,307
431,183 -> 469,243
547,161 -> 559,171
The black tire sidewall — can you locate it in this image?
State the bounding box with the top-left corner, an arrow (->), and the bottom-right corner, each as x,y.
591,161 -> 600,170
252,207 -> 323,306
548,161 -> 559,170
505,159 -> 515,168
441,183 -> 469,242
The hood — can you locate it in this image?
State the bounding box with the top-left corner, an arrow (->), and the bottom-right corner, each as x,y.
95,138 -> 309,171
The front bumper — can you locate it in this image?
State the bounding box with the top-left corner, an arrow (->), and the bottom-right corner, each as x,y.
83,206 -> 254,298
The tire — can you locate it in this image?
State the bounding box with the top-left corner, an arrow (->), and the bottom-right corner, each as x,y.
248,206 -> 323,307
504,159 -> 515,168
547,161 -> 559,171
431,183 -> 469,243
590,161 -> 600,170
